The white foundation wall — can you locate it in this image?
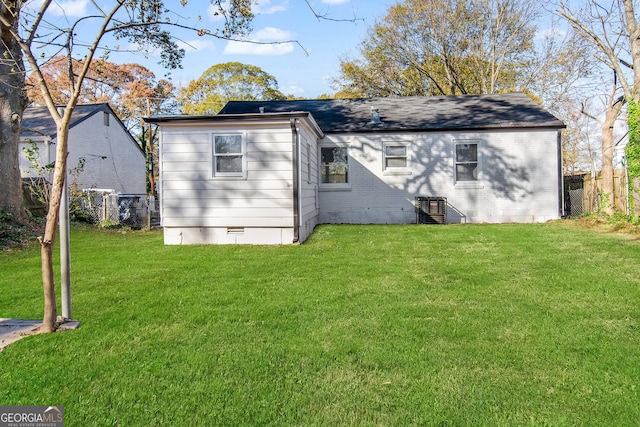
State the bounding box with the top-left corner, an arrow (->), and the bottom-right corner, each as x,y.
164,226 -> 295,245
319,129 -> 561,224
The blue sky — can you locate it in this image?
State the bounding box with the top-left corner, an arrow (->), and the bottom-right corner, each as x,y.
164,0 -> 393,97
28,0 -> 393,99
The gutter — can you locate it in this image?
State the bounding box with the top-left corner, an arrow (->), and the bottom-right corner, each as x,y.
291,119 -> 300,243
557,129 -> 565,218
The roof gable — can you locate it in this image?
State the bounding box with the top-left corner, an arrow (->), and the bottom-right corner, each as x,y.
21,103 -> 116,139
219,93 -> 565,133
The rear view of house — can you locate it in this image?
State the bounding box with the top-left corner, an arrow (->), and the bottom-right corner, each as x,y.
147,93 -> 565,245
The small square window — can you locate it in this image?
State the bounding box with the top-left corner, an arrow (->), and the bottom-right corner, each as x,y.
213,134 -> 244,177
384,144 -> 408,169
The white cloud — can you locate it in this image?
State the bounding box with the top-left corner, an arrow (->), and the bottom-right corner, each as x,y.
254,0 -> 288,14
253,27 -> 293,40
321,0 -> 350,4
224,27 -> 295,56
47,0 -> 89,17
282,83 -> 305,96
27,0 -> 89,17
178,39 -> 216,53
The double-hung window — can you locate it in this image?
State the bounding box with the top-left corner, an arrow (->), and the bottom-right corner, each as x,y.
383,142 -> 410,174
213,134 -> 245,178
454,141 -> 479,183
385,145 -> 407,168
320,146 -> 349,185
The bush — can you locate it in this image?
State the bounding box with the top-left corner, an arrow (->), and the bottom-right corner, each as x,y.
98,219 -> 121,229
0,207 -> 38,249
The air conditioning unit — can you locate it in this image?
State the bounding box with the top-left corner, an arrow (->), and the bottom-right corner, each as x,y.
416,197 -> 447,224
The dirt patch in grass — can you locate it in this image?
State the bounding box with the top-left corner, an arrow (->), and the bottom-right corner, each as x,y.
563,215 -> 640,237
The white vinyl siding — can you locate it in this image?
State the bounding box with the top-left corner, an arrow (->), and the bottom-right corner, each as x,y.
161,127 -> 294,231
298,134 -> 320,243
305,143 -> 312,184
158,117 -> 328,244
73,111 -> 145,194
22,110 -> 145,194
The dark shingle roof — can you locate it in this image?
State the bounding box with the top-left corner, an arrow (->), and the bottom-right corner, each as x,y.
21,103 -> 113,139
219,93 -> 564,133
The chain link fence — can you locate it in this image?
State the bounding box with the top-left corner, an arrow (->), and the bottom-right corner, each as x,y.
563,169 -> 637,217
78,190 -> 154,228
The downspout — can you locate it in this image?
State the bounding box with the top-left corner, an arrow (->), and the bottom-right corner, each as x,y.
557,129 -> 565,218
291,119 -> 300,243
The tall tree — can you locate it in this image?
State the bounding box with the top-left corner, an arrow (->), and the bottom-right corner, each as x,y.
558,0 -> 637,214
26,57 -> 175,128
334,0 -> 540,97
0,1 -> 29,223
178,62 -> 286,114
0,0 -> 254,332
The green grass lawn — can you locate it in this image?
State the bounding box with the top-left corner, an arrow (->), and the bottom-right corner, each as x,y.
1,223 -> 639,426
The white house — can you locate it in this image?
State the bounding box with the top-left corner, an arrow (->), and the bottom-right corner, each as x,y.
20,103 -> 146,195
146,93 -> 565,245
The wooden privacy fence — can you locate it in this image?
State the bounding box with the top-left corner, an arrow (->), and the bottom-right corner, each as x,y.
564,169 -> 640,217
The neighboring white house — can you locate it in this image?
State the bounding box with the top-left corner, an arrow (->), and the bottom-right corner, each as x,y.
146,93 -> 565,245
20,103 -> 146,195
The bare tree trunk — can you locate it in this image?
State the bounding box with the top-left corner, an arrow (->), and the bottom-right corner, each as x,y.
0,3 -> 29,223
39,239 -> 56,331
37,122 -> 70,332
582,89 -> 624,215
601,105 -> 622,214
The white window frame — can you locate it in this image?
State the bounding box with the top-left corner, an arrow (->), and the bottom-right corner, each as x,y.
212,132 -> 247,179
383,141 -> 411,175
453,139 -> 483,188
319,144 -> 350,190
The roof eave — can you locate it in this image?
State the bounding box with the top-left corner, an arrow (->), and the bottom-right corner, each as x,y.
322,124 -> 567,134
145,112 -> 325,138
145,112 -> 311,123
